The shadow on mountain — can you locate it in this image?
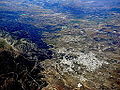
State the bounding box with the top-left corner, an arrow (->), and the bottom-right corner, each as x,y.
0,10 -> 50,49
0,51 -> 48,90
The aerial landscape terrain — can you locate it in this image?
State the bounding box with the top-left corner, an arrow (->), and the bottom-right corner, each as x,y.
0,0 -> 120,90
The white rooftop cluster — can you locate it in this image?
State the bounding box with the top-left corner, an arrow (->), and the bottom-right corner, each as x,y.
58,47 -> 108,72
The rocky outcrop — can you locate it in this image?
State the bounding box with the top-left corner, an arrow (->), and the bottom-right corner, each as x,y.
0,31 -> 50,90
0,50 -> 47,90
